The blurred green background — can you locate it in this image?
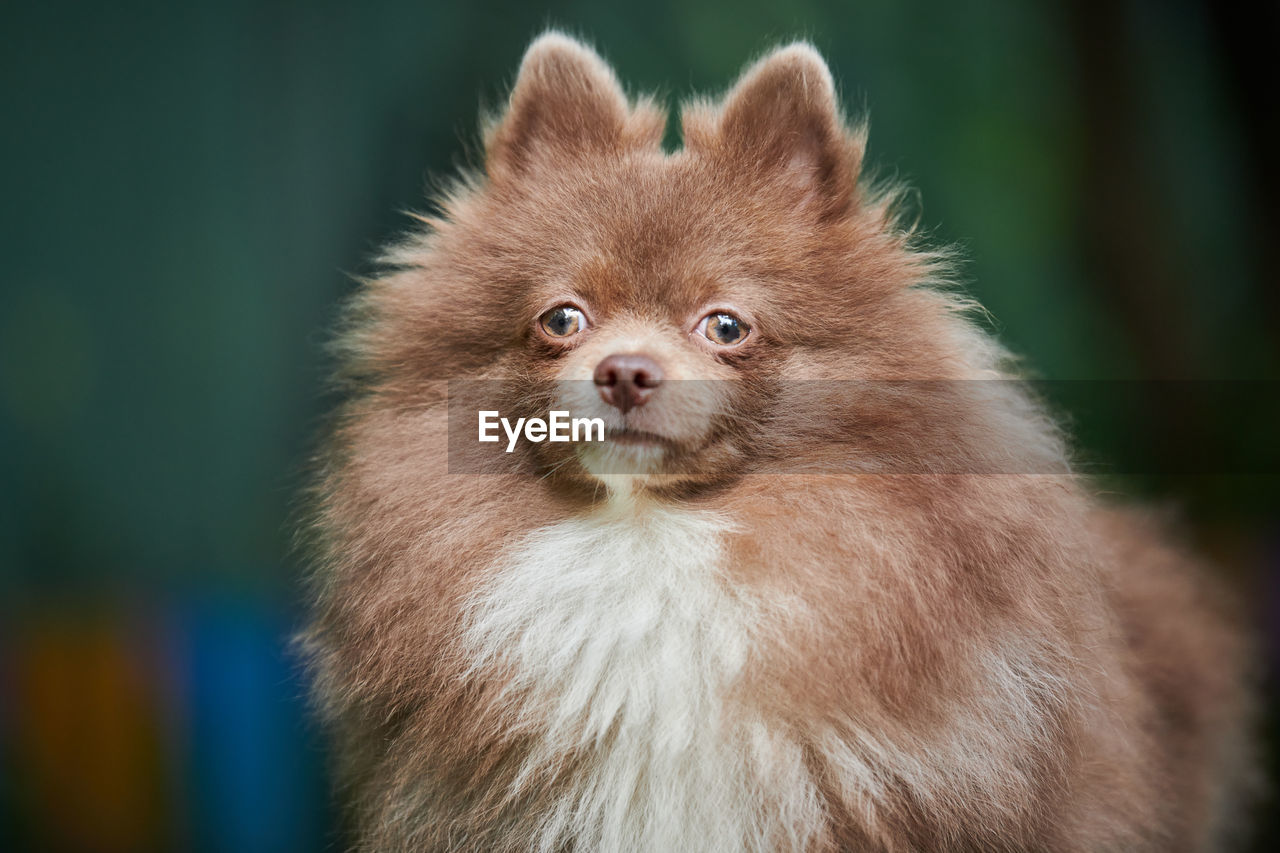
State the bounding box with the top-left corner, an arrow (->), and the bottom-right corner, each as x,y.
2,0 -> 1276,850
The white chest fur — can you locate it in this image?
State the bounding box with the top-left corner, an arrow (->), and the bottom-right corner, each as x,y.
461,501 -> 822,852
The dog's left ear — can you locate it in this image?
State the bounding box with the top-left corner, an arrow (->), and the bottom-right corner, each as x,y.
486,33 -> 662,182
687,44 -> 859,218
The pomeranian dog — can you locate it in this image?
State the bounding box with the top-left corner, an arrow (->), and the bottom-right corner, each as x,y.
302,33 -> 1256,852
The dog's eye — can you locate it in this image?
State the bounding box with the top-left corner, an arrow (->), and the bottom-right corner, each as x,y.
539,305 -> 586,338
700,312 -> 749,346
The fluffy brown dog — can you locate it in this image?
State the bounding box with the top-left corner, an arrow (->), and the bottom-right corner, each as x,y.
302,33 -> 1255,852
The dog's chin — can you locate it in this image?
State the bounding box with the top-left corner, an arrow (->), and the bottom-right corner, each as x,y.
577,432 -> 673,480
571,429 -> 754,497
546,399 -> 737,491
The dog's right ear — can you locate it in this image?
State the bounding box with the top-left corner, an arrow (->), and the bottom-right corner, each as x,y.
486,33 -> 661,182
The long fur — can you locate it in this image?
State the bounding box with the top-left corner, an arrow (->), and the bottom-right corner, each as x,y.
300,33 -> 1256,852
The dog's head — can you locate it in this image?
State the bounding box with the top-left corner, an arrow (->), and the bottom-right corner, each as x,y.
364,34 -> 1005,493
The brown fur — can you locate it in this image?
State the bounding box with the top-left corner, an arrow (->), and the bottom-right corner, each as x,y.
301,33 -> 1256,851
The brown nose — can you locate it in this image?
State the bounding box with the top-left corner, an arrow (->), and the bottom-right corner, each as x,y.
593,354 -> 664,413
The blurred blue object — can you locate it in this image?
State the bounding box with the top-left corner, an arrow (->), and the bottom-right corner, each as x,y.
179,598 -> 329,853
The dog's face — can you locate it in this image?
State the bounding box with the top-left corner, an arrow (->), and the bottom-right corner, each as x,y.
491,136 -> 806,486
378,36 -> 966,491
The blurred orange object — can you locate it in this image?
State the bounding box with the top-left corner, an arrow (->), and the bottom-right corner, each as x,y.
13,611 -> 170,852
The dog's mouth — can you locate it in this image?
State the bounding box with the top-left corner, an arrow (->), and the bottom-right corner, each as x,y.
572,425 -> 684,480
605,427 -> 675,448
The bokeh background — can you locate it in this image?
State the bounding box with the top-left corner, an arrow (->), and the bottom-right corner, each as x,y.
2,0 -> 1277,850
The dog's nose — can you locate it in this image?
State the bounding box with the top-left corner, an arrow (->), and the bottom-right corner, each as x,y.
593,354 -> 663,413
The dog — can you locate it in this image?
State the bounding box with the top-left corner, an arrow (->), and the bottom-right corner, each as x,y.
301,33 -> 1256,851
